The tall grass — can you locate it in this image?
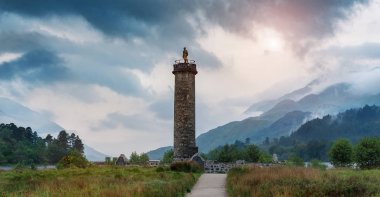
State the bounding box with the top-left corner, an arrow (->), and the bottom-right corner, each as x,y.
227,166 -> 380,197
0,166 -> 200,197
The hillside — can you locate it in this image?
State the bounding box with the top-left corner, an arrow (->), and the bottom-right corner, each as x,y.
0,97 -> 108,161
268,105 -> 380,161
146,146 -> 172,160
196,118 -> 272,153
290,105 -> 380,142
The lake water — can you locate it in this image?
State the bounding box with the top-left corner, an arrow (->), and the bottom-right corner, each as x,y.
0,165 -> 56,171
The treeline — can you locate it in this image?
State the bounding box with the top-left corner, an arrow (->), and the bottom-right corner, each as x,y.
265,105 -> 380,161
0,123 -> 84,165
160,140 -> 271,164
329,137 -> 380,169
206,140 -> 272,163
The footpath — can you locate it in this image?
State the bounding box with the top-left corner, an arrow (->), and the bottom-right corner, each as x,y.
186,174 -> 227,197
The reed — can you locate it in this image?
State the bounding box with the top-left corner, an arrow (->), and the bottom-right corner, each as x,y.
0,166 -> 200,197
227,166 -> 380,197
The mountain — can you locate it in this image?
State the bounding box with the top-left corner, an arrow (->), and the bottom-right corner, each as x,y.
290,105 -> 380,142
196,117 -> 272,153
0,97 -> 108,161
148,81 -> 380,159
269,105 -> 380,161
245,79 -> 318,113
147,146 -> 172,160
252,111 -> 311,142
0,97 -> 63,136
83,145 -> 109,161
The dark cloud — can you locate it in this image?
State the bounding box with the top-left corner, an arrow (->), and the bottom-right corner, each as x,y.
0,49 -> 70,83
0,0 -> 369,56
149,97 -> 173,120
0,32 -> 46,53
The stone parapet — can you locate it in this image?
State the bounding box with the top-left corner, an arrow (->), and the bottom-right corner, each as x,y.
172,63 -> 197,75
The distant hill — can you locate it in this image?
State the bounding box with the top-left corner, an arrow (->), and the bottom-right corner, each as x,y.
147,146 -> 172,160
196,117 -> 272,153
0,97 -> 108,161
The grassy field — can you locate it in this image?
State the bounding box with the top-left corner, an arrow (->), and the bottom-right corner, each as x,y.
227,166 -> 380,197
0,166 -> 200,197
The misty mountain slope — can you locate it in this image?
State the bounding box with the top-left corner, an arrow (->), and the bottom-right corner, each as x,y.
260,99 -> 301,120
259,83 -> 377,121
290,105 -> 380,143
0,97 -> 63,136
252,111 -> 312,142
196,118 -> 272,153
0,97 -> 108,161
245,79 -> 318,113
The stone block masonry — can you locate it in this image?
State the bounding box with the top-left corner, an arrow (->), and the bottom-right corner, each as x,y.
173,62 -> 198,160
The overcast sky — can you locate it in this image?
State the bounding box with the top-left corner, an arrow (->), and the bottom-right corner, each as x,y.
1,0 -> 380,156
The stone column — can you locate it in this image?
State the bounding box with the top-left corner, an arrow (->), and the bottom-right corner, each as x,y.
172,62 -> 198,160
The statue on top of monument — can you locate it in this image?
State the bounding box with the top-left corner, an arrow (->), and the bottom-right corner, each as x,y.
183,47 -> 188,63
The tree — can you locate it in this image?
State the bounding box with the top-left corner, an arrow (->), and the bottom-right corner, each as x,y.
139,153 -> 149,164
329,139 -> 353,167
263,137 -> 270,146
129,151 -> 140,164
244,144 -> 260,162
162,149 -> 173,164
57,130 -> 69,152
73,136 -> 84,154
258,151 -> 272,163
354,137 -> 380,169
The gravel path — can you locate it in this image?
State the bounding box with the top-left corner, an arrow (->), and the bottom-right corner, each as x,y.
186,174 -> 228,197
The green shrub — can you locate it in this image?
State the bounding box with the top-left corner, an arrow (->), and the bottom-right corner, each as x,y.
310,159 -> 327,170
57,150 -> 88,169
329,139 -> 353,167
170,161 -> 203,173
286,155 -> 304,166
156,166 -> 170,172
355,137 -> 380,169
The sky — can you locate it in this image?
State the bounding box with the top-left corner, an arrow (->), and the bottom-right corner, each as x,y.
1,0 -> 380,156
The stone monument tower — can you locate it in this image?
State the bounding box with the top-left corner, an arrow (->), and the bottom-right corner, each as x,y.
172,47 -> 198,160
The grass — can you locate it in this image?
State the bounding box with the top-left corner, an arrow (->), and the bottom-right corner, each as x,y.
0,166 -> 201,197
227,166 -> 380,197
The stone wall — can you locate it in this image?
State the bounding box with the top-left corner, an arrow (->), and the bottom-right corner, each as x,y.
173,63 -> 198,159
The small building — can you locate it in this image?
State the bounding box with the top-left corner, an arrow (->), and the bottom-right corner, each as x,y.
190,153 -> 205,168
115,154 -> 128,166
236,160 -> 245,165
272,154 -> 278,163
148,160 -> 161,166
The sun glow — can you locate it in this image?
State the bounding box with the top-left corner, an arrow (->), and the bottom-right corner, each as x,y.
260,29 -> 285,52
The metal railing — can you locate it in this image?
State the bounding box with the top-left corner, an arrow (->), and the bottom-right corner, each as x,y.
175,60 -> 196,64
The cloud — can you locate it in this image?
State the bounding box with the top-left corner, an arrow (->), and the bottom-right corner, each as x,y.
0,0 -> 369,56
322,42 -> 380,60
0,49 -> 70,83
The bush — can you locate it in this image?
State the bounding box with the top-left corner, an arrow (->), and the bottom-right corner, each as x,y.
310,159 -> 327,170
170,161 -> 203,173
57,150 -> 88,169
355,137 -> 380,169
162,149 -> 173,164
258,151 -> 272,163
286,155 -> 304,166
329,139 -> 353,167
